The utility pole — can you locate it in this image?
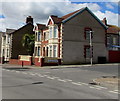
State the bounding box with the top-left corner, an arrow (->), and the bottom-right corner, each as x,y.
89,31 -> 94,65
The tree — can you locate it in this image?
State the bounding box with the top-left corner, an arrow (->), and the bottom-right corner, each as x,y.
22,33 -> 35,56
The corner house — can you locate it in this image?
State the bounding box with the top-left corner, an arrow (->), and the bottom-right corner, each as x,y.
34,7 -> 108,66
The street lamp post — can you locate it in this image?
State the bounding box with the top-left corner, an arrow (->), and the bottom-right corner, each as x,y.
89,31 -> 94,65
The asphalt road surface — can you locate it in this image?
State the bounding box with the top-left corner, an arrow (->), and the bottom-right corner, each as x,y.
2,64 -> 119,99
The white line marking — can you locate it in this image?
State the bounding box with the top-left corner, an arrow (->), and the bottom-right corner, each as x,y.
114,90 -> 118,92
71,82 -> 82,86
52,76 -> 59,79
15,71 -> 20,73
78,82 -> 89,86
89,86 -> 101,90
43,75 -> 48,76
46,76 -> 55,80
58,79 -> 67,82
38,74 -> 45,77
109,91 -> 119,94
64,79 -> 72,82
93,85 -> 108,89
11,70 -> 15,72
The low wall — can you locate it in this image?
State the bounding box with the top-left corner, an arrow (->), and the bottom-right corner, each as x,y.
9,55 -> 32,66
9,59 -> 18,65
18,55 -> 32,66
34,57 -> 61,67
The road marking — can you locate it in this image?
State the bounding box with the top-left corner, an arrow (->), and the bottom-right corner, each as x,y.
38,74 -> 45,77
109,91 -> 120,94
11,70 -> 15,72
114,90 -> 118,92
64,79 -> 72,82
78,82 -> 88,86
89,86 -> 101,90
15,71 -> 20,73
5,69 -> 10,71
58,79 -> 67,82
43,75 -> 48,76
71,82 -> 82,86
46,76 -> 55,80
52,76 -> 59,79
93,85 -> 107,89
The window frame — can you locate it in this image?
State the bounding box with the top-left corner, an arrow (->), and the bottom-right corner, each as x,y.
53,45 -> 57,57
53,25 -> 58,38
84,27 -> 93,40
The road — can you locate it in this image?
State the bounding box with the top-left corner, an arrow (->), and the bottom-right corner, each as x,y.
2,64 -> 119,99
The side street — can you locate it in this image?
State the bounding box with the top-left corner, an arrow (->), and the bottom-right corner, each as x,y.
1,63 -> 119,99
0,3 -> 120,100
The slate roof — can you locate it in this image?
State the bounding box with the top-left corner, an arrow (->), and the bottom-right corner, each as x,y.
37,7 -> 107,30
107,25 -> 120,34
36,23 -> 46,30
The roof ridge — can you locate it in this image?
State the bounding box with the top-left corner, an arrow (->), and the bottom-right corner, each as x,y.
61,7 -> 86,20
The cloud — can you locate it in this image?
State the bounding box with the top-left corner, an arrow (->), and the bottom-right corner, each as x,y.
0,2 -> 119,32
94,10 -> 118,26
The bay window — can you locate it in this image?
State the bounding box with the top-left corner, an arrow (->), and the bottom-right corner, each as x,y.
53,45 -> 57,57
53,26 -> 58,38
49,46 -> 52,57
38,47 -> 40,56
49,27 -> 52,39
38,32 -> 41,41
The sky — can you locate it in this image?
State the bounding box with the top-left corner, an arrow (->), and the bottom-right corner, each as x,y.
0,0 -> 119,32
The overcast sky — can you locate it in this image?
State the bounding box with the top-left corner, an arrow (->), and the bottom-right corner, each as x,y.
0,0 -> 119,32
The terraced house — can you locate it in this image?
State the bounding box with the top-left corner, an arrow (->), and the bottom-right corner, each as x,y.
34,7 -> 108,66
0,16 -> 34,64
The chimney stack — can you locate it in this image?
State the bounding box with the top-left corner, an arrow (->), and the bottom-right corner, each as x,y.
26,16 -> 33,24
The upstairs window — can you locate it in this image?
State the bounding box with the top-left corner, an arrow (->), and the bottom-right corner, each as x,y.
112,37 -> 118,45
35,32 -> 37,41
38,32 -> 41,41
49,27 -> 52,39
53,26 -> 58,38
84,28 -> 93,40
43,32 -> 46,41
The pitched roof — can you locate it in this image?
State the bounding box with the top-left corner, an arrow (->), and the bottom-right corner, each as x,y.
61,8 -> 85,20
48,7 -> 107,29
51,15 -> 63,24
12,23 -> 34,34
36,23 -> 46,30
107,25 -> 120,34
